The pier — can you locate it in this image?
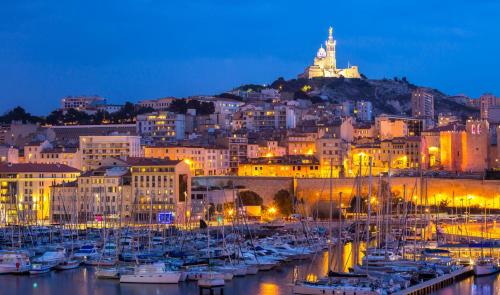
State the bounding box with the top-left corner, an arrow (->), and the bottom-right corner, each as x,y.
393,266 -> 473,295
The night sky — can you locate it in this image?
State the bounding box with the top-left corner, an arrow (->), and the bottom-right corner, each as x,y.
1,0 -> 499,114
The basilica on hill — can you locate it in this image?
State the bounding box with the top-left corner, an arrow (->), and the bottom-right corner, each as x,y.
300,27 -> 361,79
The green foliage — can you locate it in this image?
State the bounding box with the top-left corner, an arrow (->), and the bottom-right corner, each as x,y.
237,191 -> 263,206
348,196 -> 368,213
168,99 -> 215,115
273,189 -> 293,216
43,101 -> 154,125
0,106 -> 44,124
215,93 -> 244,101
235,84 -> 265,92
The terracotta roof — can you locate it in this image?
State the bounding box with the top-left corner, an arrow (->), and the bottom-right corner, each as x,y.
125,157 -> 182,166
0,163 -> 81,173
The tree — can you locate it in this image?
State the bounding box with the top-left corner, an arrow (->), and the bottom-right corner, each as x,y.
237,191 -> 263,207
273,189 -> 293,216
439,200 -> 450,212
348,196 -> 368,213
63,109 -> 91,124
0,106 -> 43,124
45,110 -> 65,125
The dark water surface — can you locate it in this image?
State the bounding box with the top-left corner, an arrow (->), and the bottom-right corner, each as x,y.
0,249 -> 498,295
431,273 -> 499,295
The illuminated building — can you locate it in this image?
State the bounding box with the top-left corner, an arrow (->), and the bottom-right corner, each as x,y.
438,113 -> 460,127
240,104 -> 296,131
411,88 -> 435,126
79,135 -> 142,171
189,185 -> 243,220
0,163 -> 80,224
76,166 -> 132,224
50,181 -> 78,223
380,137 -> 421,169
238,155 -> 321,178
60,95 -> 106,112
429,120 -> 490,172
247,140 -> 286,159
286,134 -> 317,156
136,111 -> 185,143
354,101 -> 373,122
23,140 -> 51,163
348,137 -> 421,176
421,125 -> 445,168
301,27 -> 360,79
376,114 -> 424,140
212,98 -> 245,129
353,123 -> 376,139
223,133 -> 248,174
315,137 -> 349,177
143,145 -> 229,176
39,147 -> 81,169
479,93 -> 499,120
137,97 -> 176,111
0,145 -> 19,163
349,141 -> 384,176
317,117 -> 354,143
127,157 -> 191,224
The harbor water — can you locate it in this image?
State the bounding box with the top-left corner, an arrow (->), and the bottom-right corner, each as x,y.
0,245 -> 498,295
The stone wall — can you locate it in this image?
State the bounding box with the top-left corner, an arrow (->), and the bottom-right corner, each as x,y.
195,176 -> 500,212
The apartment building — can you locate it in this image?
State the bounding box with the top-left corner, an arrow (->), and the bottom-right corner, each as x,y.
79,135 -> 141,171
127,157 -> 191,224
0,163 -> 80,223
143,145 -> 229,176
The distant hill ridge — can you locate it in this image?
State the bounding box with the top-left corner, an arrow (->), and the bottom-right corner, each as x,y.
233,77 -> 479,119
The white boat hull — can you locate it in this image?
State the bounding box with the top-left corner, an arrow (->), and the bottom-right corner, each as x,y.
0,265 -> 31,274
120,272 -> 181,284
474,264 -> 500,276
198,278 -> 225,287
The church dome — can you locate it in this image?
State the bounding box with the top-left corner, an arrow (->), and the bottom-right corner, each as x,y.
316,45 -> 327,58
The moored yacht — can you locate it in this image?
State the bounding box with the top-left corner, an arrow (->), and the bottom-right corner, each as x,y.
120,262 -> 181,284
0,252 -> 31,274
473,257 -> 500,276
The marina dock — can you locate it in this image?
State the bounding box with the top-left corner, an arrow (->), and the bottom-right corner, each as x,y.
393,266 -> 473,295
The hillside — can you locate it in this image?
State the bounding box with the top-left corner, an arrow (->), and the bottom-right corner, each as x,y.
237,77 -> 480,119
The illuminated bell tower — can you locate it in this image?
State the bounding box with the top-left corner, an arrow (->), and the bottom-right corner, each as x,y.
325,26 -> 337,70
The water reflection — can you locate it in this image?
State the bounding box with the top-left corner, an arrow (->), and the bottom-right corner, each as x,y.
431,274 -> 500,295
0,244 -> 497,295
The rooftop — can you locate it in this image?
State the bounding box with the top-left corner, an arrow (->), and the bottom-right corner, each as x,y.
0,163 -> 81,173
125,157 -> 182,166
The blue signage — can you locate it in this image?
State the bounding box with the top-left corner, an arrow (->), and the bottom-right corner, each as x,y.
158,212 -> 174,224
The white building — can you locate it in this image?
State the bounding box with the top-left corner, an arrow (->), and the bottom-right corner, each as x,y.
60,96 -> 106,111
79,135 -> 142,171
137,97 -> 176,111
136,112 -> 186,143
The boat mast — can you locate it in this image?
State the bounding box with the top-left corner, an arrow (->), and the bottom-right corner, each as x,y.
365,157 -> 372,273
327,158 -> 333,276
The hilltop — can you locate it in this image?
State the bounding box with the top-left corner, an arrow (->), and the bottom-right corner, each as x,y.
234,77 -> 479,120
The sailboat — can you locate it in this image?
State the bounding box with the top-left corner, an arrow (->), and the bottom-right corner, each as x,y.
292,158 -> 382,295
473,202 -> 500,276
119,262 -> 182,284
197,179 -> 225,288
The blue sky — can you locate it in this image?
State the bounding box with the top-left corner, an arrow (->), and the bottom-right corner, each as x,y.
1,0 -> 499,114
